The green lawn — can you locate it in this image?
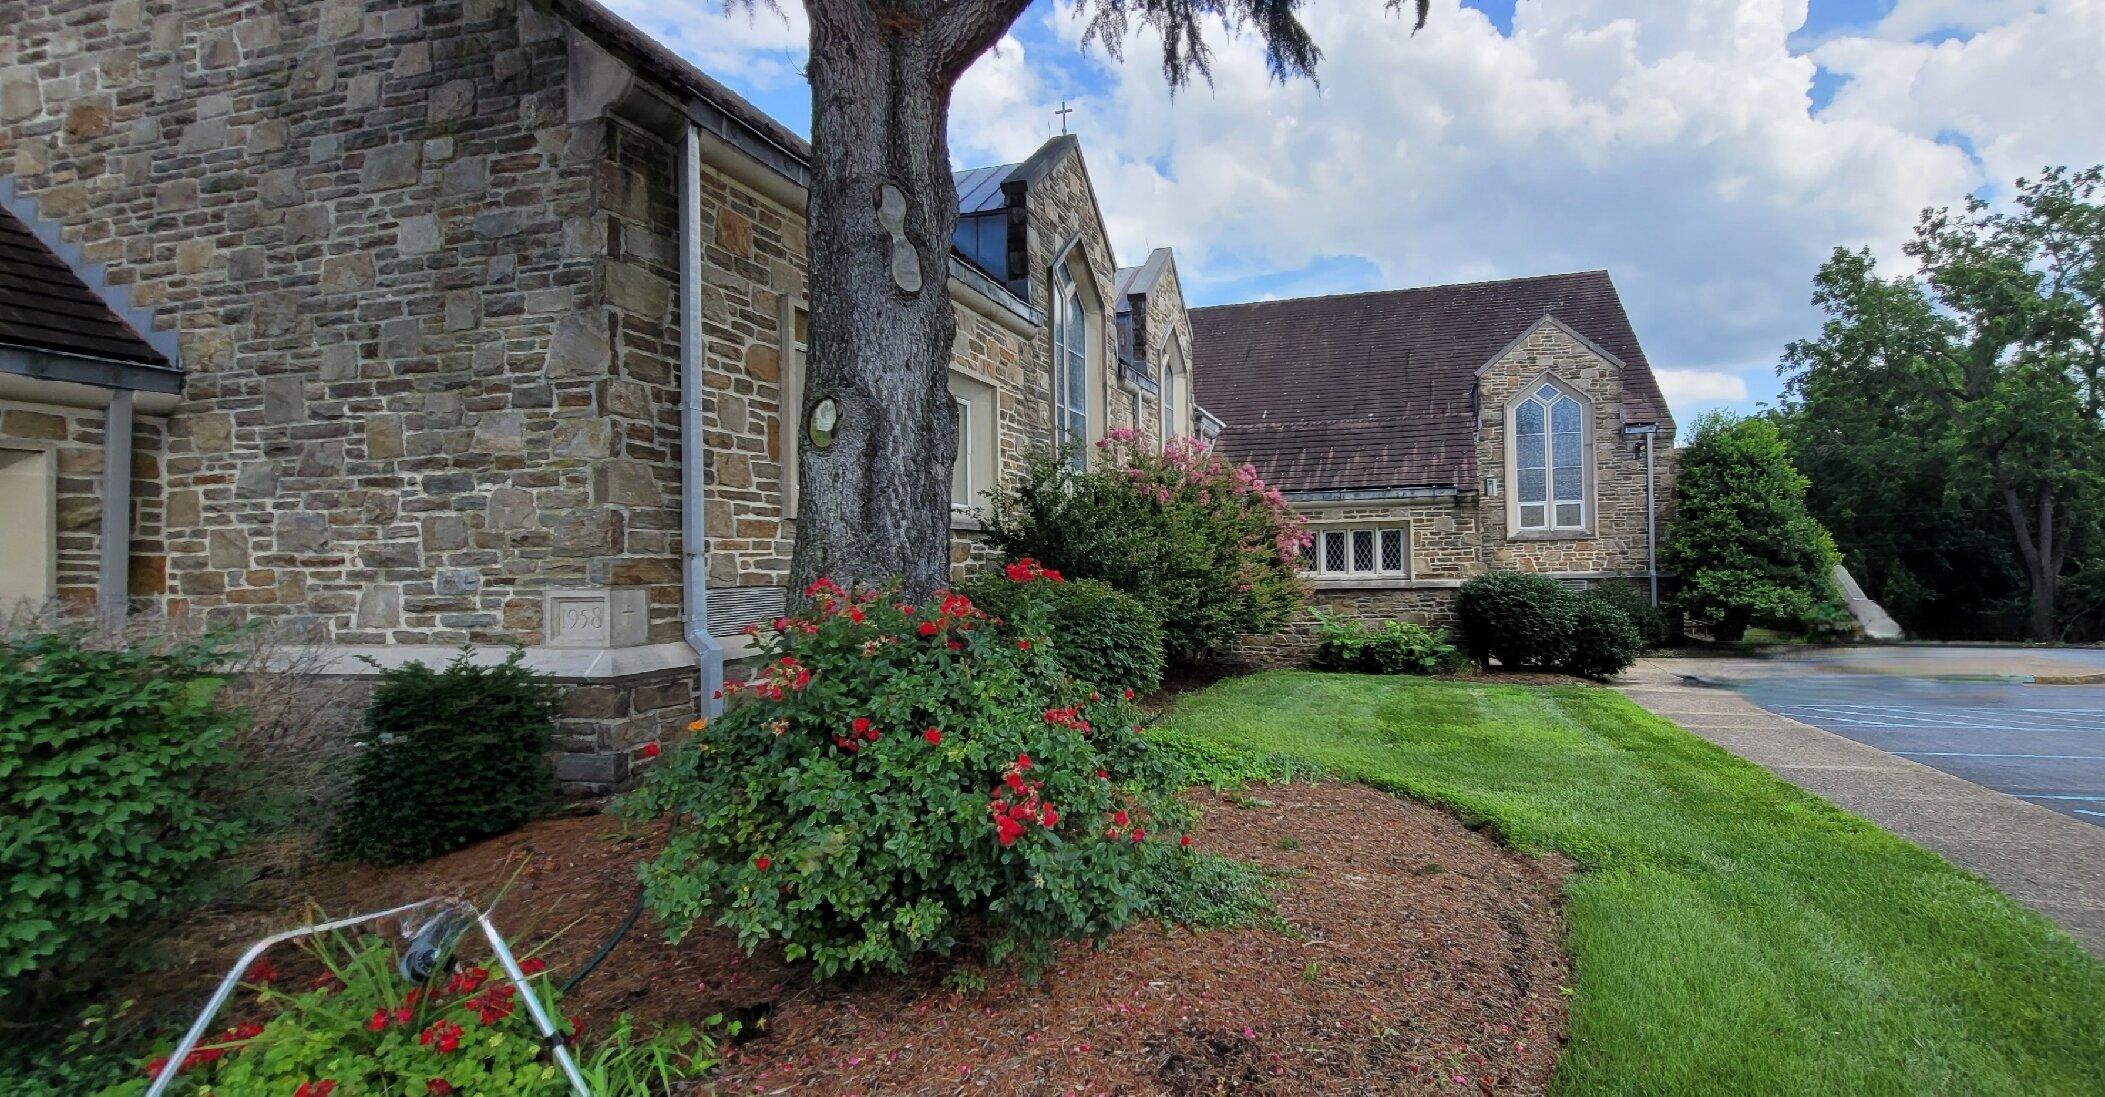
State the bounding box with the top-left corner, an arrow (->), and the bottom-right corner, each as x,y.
1167,671 -> 2104,1095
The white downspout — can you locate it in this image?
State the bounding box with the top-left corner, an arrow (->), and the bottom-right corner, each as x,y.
680,126 -> 726,716
98,388 -> 134,624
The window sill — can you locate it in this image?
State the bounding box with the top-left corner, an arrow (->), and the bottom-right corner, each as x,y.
949,511 -> 985,532
1506,528 -> 1594,542
1303,577 -> 1460,591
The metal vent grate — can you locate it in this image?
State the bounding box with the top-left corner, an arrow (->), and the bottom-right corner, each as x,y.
707,586 -> 786,637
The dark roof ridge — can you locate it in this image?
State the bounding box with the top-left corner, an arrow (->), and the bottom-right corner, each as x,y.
1189,269 -> 1614,313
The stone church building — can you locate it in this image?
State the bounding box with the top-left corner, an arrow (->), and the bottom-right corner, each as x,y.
1,0 -> 1672,789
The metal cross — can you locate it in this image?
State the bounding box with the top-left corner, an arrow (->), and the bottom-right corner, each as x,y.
1055,100 -> 1074,134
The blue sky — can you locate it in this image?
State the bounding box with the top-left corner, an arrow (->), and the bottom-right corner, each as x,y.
611,1 -> 2102,433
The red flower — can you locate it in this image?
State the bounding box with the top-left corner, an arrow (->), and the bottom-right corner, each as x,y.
309,971 -> 344,993
143,1057 -> 170,1078
243,956 -> 280,985
1015,753 -> 1033,771
924,728 -> 942,745
852,717 -> 872,735
1180,834 -> 1193,847
1113,810 -> 1128,826
754,856 -> 772,871
520,957 -> 547,976
366,1008 -> 389,1032
427,1082 -> 454,1095
641,742 -> 660,759
1095,769 -> 1109,780
848,606 -> 865,623
1041,804 -> 1060,827
994,815 -> 1026,847
293,1081 -> 338,1097
1130,828 -> 1146,843
392,1005 -> 413,1025
418,1020 -> 463,1054
1016,639 -> 1031,650
918,621 -> 940,637
1123,689 -> 1135,701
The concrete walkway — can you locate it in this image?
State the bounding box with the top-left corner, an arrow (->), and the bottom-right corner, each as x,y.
1617,658 -> 2105,956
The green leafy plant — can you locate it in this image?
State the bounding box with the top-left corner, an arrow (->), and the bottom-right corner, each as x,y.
1662,413 -> 1844,642
330,650 -> 562,866
1564,598 -> 1644,680
1585,581 -> 1669,649
95,932 -> 714,1096
620,570 -> 1193,978
1455,573 -> 1579,669
960,571 -> 1166,695
1134,847 -> 1276,931
1308,611 -> 1464,675
983,430 -> 1309,661
1,628 -> 249,1010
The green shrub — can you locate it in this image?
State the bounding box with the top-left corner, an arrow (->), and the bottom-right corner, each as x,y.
1135,848 -> 1276,931
1309,612 -> 1464,675
96,930 -> 714,1096
330,650 -> 561,866
1585,581 -> 1669,649
961,567 -> 1166,695
1,629 -> 248,1009
620,573 -> 1190,978
983,431 -> 1308,661
1662,413 -> 1842,641
1455,573 -> 1579,669
1564,598 -> 1643,680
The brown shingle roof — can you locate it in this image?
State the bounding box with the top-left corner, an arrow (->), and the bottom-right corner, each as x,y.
0,204 -> 168,367
1190,270 -> 1672,493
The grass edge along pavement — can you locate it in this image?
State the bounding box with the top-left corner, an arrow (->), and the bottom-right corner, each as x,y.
1162,671 -> 2104,1095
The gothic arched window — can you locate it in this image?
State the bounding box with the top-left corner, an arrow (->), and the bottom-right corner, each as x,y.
1052,262 -> 1093,469
1510,379 -> 1589,531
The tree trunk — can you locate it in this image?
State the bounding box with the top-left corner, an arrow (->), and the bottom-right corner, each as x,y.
1998,480 -> 2059,642
792,9 -> 965,600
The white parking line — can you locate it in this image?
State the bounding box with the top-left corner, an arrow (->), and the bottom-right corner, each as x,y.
1893,751 -> 2105,760
2014,793 -> 2105,802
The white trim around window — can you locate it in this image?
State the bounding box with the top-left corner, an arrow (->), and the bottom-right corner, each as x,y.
948,369 -> 997,515
1301,523 -> 1412,580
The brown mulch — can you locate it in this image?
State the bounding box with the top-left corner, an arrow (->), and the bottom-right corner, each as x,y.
139,783 -> 1572,1094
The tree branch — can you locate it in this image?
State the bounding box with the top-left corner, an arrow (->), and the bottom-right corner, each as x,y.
927,0 -> 1036,83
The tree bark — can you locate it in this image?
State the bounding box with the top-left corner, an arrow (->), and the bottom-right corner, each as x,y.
792,0 -> 1030,601
1998,479 -> 2059,641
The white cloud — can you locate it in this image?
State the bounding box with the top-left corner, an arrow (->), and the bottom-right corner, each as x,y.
602,0 -> 808,88
1654,367 -> 1753,406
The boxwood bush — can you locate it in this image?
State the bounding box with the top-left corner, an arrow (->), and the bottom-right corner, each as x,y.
1456,573 -> 1579,669
1309,612 -> 1464,675
1585,580 -> 1669,650
621,572 -> 1190,978
1456,574 -> 1641,680
330,650 -> 562,866
1,629 -> 248,1009
961,564 -> 1166,695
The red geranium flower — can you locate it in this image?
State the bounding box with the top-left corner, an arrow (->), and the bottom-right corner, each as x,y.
244,956 -> 279,984
918,621 -> 940,637
924,728 -> 942,745
520,956 -> 547,976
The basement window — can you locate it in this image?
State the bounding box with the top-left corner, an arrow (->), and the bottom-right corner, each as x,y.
1305,525 -> 1410,579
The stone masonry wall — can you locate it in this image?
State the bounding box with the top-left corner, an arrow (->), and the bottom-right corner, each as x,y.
4,0 -> 613,641
1474,322 -> 1674,576
0,400 -> 167,613
1131,258 -> 1193,452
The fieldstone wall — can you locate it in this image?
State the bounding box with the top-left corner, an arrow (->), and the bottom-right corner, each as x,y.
1134,258 -> 1195,450
0,400 -> 167,613
1475,322 -> 1676,575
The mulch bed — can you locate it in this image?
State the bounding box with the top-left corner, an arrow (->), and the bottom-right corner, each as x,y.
144,783 -> 1572,1094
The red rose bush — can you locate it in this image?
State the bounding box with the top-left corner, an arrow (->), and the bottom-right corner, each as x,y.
621,570 -> 1190,977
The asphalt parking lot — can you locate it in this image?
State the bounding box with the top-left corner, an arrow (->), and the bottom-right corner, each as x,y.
1726,648 -> 2105,826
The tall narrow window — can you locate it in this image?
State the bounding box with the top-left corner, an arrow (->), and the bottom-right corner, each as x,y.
950,396 -> 971,510
1052,263 -> 1089,469
1513,381 -> 1587,531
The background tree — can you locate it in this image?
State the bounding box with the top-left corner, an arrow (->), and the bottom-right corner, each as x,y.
788,0 -> 1426,597
1779,167 -> 2105,640
1661,413 -> 1841,643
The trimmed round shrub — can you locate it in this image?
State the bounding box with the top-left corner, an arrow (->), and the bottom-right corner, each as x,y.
1564,598 -> 1643,680
983,431 -> 1308,661
961,567 -> 1166,695
1455,573 -> 1579,669
1586,581 -> 1668,649
1,629 -> 247,1007
620,572 -> 1188,978
330,649 -> 562,866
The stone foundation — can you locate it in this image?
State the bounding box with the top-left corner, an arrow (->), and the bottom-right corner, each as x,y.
1230,586 -> 1464,665
550,665 -> 698,795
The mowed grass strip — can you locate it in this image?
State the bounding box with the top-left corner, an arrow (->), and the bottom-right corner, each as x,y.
1168,671 -> 2104,1095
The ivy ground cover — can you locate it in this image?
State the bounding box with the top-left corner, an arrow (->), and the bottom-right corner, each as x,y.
1168,671 -> 2105,1095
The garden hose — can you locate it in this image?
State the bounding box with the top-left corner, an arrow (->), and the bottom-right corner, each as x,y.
558,815 -> 676,997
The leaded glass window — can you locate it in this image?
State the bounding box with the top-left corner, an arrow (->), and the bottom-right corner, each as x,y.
1053,264 -> 1090,470
1514,382 -> 1587,530
1304,525 -> 1410,578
